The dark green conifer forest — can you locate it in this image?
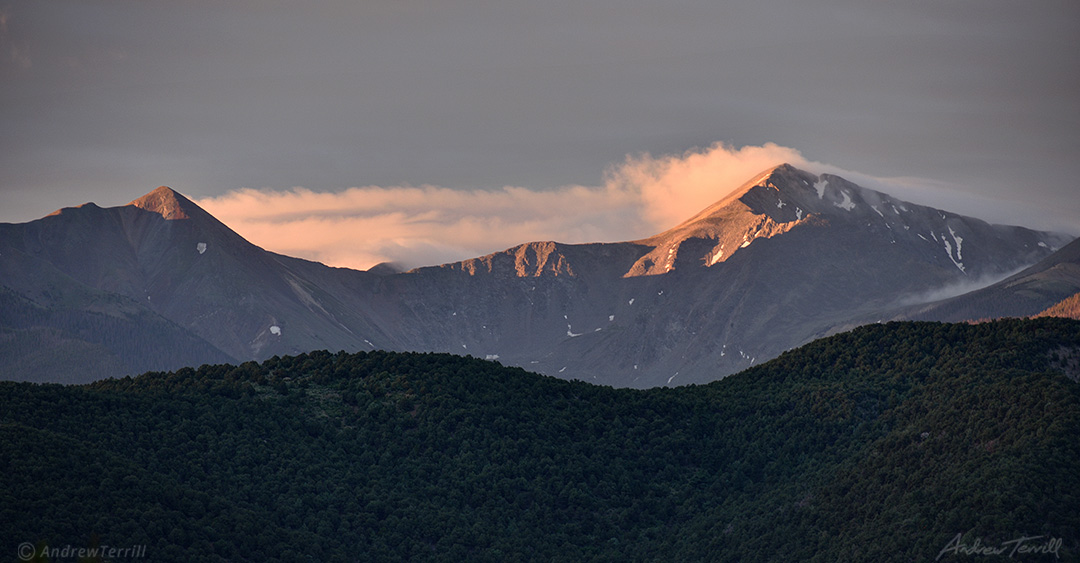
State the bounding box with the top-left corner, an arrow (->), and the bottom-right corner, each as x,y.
2,318 -> 1078,561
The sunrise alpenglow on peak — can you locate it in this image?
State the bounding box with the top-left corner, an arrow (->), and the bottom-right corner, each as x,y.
2,1 -> 1078,269
2,2 -> 1080,561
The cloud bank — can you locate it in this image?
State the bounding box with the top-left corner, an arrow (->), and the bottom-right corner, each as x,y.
197,141 -> 1073,271
197,142 -> 810,270
198,182 -> 646,271
604,143 -> 807,230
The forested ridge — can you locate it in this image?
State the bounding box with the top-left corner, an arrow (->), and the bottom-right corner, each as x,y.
1036,291 -> 1080,320
2,318 -> 1079,561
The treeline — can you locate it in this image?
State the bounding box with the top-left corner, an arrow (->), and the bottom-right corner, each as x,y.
2,318 -> 1079,561
1036,291 -> 1080,320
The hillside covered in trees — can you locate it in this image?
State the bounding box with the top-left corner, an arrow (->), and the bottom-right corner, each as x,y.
2,318 -> 1079,561
1036,291 -> 1080,321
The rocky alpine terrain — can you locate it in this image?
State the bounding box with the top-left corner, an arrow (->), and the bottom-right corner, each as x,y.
1,164 -> 1072,386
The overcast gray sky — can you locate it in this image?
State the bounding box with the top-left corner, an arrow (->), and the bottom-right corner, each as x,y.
1,0 -> 1078,266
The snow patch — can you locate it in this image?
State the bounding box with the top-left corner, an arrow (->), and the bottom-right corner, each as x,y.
776,199 -> 786,209
629,298 -> 635,305
269,325 -> 281,336
871,206 -> 884,218
948,226 -> 964,260
1038,241 -> 1048,248
558,366 -> 567,373
196,242 -> 207,254
814,179 -> 828,198
942,239 -> 965,272
795,207 -> 803,220
485,354 -> 500,361
708,248 -> 724,266
363,339 -> 374,347
667,372 -> 679,384
566,324 -> 582,337
835,190 -> 856,211
609,315 -> 615,321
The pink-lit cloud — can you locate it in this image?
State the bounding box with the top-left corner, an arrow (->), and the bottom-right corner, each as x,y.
605,142 -> 808,229
197,183 -> 647,271
199,141 -> 1062,271
197,143 -> 811,270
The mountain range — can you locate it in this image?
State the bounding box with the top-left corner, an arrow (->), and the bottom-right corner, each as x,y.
1,164 -> 1076,386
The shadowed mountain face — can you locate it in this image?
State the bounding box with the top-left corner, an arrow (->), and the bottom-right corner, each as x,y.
894,237 -> 1080,323
0,188 -> 398,373
0,167 -> 1072,386
404,165 -> 1068,386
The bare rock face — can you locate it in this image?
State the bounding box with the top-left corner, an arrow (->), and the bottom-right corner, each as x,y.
388,164 -> 1065,387
129,186 -> 195,220
1,166 -> 1071,386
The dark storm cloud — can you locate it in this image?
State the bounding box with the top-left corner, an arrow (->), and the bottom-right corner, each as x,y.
1,0 -> 1078,240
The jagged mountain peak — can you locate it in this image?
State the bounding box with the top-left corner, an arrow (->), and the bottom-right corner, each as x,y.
39,186 -> 203,223
1,162 -> 1072,388
623,163 -> 1064,278
128,186 -> 200,221
626,163 -> 821,276
663,163 -> 803,230
667,163 -> 899,234
121,185 -> 251,252
436,241 -> 579,278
